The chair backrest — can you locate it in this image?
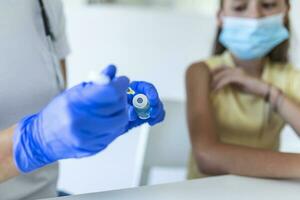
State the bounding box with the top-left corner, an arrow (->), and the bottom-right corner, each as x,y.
136,99 -> 191,186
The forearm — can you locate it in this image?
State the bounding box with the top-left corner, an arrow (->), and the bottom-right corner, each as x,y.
255,82 -> 300,136
0,61 -> 66,183
0,126 -> 19,182
194,142 -> 300,179
277,95 -> 300,136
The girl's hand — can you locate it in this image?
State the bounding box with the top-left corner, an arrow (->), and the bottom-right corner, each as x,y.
212,66 -> 269,98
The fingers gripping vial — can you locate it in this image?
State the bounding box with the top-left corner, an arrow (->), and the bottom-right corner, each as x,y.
90,70 -> 152,120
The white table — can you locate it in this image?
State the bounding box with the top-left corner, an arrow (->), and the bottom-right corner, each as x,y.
45,175 -> 300,200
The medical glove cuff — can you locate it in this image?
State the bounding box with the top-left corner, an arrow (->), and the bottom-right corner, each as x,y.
13,114 -> 54,173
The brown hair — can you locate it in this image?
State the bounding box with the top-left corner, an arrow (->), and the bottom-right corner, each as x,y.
213,0 -> 291,63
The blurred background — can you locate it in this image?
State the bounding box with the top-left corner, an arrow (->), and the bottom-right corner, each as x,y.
58,0 -> 300,195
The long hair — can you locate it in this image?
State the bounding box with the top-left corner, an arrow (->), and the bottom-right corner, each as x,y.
213,0 -> 291,63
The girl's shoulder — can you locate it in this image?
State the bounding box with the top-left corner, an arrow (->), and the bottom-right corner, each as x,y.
203,51 -> 234,71
268,61 -> 300,78
267,62 -> 300,102
186,52 -> 231,79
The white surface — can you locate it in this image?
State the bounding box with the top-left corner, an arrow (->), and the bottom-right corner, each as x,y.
48,175 -> 300,200
281,126 -> 300,153
147,166 -> 187,185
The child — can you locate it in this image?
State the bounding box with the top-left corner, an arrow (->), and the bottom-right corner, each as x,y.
186,0 -> 300,179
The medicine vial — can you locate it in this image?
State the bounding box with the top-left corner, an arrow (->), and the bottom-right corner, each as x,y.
133,94 -> 151,120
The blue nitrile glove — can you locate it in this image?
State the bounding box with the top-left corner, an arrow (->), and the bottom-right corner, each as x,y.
126,81 -> 165,130
13,65 -> 130,173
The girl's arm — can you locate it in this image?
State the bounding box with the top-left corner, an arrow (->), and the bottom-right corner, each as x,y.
275,90 -> 300,137
211,65 -> 300,137
186,62 -> 300,178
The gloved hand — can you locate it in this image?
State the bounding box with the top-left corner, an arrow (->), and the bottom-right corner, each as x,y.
13,65 -> 130,173
126,81 -> 165,130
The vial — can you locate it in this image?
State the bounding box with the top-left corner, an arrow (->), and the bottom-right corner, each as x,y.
133,94 -> 151,120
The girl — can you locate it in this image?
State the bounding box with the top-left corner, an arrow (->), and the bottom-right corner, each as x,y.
186,0 -> 300,179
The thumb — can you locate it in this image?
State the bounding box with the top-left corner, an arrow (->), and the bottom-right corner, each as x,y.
69,75 -> 129,106
102,64 -> 117,80
83,76 -> 129,104
111,76 -> 130,95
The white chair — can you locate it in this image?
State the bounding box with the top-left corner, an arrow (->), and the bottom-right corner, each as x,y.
133,99 -> 191,186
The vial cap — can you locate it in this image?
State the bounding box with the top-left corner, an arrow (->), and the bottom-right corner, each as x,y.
133,94 -> 149,109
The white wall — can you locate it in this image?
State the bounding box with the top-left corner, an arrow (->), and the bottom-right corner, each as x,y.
62,0 -> 219,10
64,6 -> 215,101
58,2 -> 300,195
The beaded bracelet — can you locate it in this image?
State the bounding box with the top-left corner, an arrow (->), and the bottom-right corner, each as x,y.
264,84 -> 284,113
264,84 -> 272,102
274,89 -> 284,113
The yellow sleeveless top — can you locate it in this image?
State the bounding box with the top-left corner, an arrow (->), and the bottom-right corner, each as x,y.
188,51 -> 300,179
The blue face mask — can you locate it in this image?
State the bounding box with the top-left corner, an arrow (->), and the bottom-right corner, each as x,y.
219,14 -> 289,60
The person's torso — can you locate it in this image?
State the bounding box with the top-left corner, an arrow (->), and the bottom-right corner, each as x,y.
0,0 -> 60,199
188,51 -> 297,179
